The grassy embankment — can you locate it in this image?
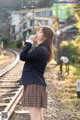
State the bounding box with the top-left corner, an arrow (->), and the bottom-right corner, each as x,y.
55,64 -> 80,113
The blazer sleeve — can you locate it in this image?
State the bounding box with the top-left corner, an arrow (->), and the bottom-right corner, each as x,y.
20,43 -> 48,62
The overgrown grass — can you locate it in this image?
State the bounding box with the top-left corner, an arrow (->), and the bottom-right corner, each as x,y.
74,69 -> 80,76
55,64 -> 80,110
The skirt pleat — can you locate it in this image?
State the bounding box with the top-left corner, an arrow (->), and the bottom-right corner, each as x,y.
22,84 -> 47,108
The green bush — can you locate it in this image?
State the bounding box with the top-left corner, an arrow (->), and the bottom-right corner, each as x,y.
8,41 -> 17,48
16,40 -> 22,48
76,42 -> 80,63
75,36 -> 80,43
60,41 -> 79,63
8,40 -> 22,48
0,35 -> 9,47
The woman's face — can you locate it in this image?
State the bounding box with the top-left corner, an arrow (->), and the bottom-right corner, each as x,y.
36,27 -> 46,43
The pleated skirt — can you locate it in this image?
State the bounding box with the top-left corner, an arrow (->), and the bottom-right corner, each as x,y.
22,84 -> 47,108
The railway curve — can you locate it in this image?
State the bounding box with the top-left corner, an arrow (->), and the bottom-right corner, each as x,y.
0,49 -> 24,120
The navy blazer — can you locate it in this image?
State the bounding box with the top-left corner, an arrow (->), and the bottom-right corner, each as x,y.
20,41 -> 49,87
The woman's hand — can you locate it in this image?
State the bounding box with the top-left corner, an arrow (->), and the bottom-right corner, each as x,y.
29,35 -> 37,42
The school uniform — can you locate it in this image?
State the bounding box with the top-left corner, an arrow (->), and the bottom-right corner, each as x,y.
20,39 -> 49,108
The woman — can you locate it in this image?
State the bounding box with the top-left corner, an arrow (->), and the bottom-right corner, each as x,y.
20,25 -> 54,120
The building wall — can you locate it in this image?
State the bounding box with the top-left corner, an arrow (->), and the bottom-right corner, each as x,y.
10,8 -> 53,41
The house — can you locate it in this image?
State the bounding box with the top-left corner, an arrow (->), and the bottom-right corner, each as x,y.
10,7 -> 53,41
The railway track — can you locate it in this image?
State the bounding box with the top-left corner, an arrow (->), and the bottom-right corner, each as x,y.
0,49 -> 24,120
0,49 -> 15,72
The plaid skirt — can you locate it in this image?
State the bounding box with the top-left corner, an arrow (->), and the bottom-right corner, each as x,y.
22,84 -> 47,108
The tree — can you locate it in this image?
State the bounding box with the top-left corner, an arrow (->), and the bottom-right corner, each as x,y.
74,0 -> 80,16
73,0 -> 80,31
0,0 -> 53,10
0,0 -> 22,10
60,41 -> 79,63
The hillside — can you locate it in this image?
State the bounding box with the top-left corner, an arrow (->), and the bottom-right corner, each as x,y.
0,0 -> 53,10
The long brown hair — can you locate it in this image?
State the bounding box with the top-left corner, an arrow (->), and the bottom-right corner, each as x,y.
41,26 -> 54,61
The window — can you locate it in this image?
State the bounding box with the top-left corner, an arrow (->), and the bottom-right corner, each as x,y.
12,25 -> 15,33
35,11 -> 52,17
23,23 -> 27,29
46,11 -> 52,16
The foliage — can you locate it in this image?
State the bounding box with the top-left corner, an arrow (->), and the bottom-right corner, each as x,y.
8,40 -> 22,48
73,0 -> 80,35
60,40 -> 80,63
75,35 -> 80,63
75,36 -> 80,43
0,0 -> 22,10
73,0 -> 80,16
0,35 -> 22,48
37,0 -> 53,8
16,40 -> 22,48
52,2 -> 73,21
60,29 -> 80,63
0,10 -> 10,20
0,0 -> 53,10
0,35 -> 9,47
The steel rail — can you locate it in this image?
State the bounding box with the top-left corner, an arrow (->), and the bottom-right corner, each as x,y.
3,85 -> 24,120
0,49 -> 19,77
0,85 -> 24,120
0,49 -> 24,120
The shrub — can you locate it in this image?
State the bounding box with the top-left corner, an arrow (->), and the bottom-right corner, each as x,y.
75,36 -> 80,43
0,35 -> 9,47
16,40 -> 22,48
60,41 -> 78,63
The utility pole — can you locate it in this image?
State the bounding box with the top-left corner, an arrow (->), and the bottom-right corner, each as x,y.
31,5 -> 34,33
